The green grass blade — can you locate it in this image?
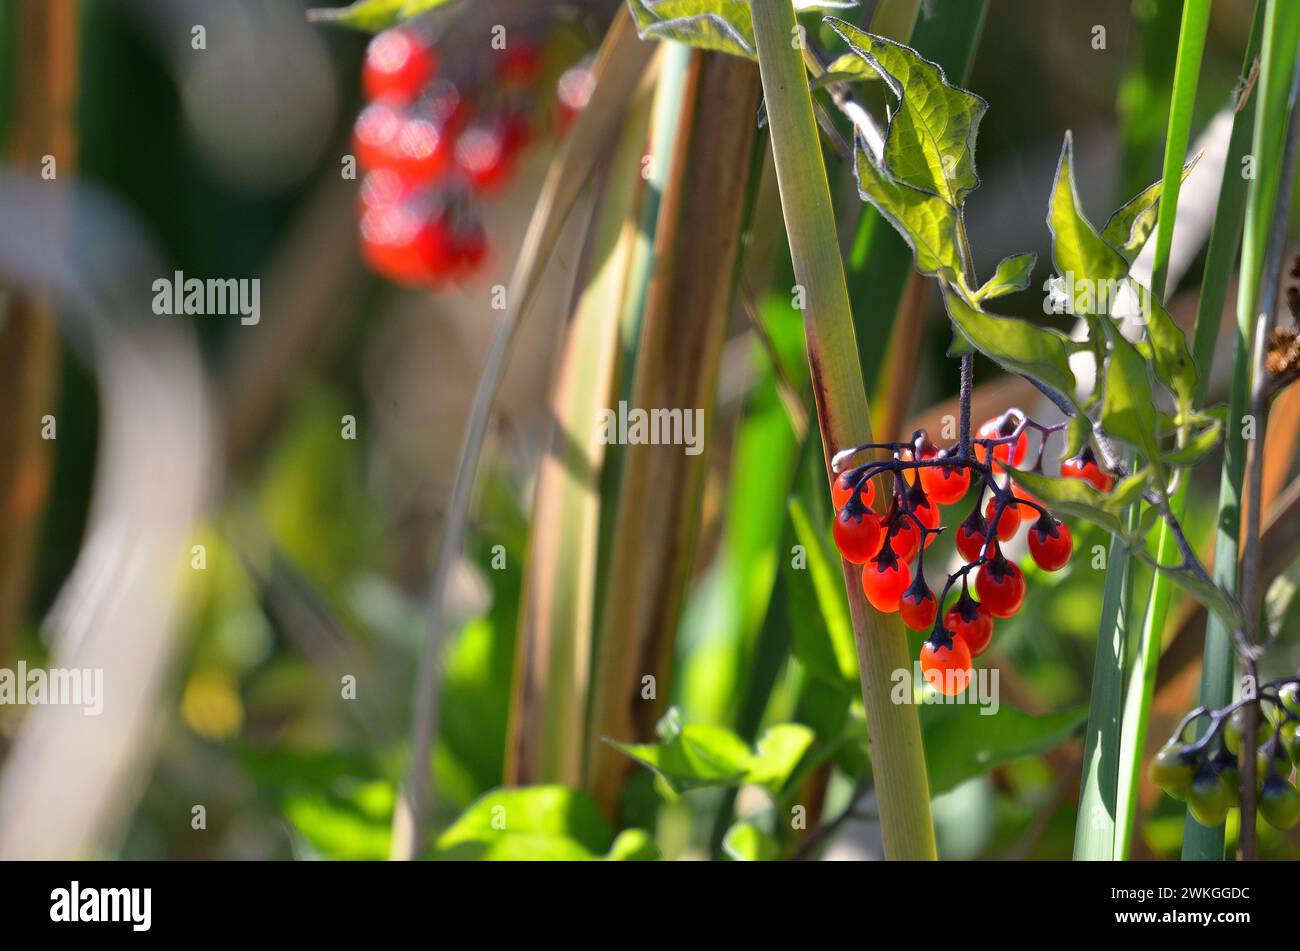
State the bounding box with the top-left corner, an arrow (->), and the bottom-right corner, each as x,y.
1116,2 -> 1264,860
1183,0 -> 1300,861
1109,0 -> 1212,859
751,0 -> 935,860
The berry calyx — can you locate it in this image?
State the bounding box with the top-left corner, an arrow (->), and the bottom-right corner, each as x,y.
899,575 -> 938,632
1027,515 -> 1073,571
1060,445 -> 1114,492
944,592 -> 994,657
975,552 -> 1026,618
832,505 -> 882,565
831,471 -> 874,512
862,546 -> 911,613
920,629 -> 973,697
881,507 -> 921,562
363,29 -> 436,103
906,483 -> 940,547
919,449 -> 970,505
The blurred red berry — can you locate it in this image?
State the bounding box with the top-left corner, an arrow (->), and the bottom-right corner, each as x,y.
498,40 -> 544,87
364,29 -> 436,102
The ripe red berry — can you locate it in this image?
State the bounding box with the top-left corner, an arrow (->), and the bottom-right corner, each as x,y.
455,117 -> 520,194
364,29 -> 436,102
555,61 -> 595,134
944,594 -> 994,657
831,471 -> 875,512
919,452 -> 970,505
1061,447 -> 1114,492
862,548 -> 911,613
906,484 -> 940,548
920,632 -> 973,696
498,40 -> 544,87
359,202 -> 456,285
955,506 -> 991,564
974,412 -> 1028,469
1028,515 -> 1073,571
882,510 -> 921,562
984,496 -> 1022,542
833,507 -> 882,565
975,553 -> 1026,618
899,577 -> 938,632
354,99 -> 406,173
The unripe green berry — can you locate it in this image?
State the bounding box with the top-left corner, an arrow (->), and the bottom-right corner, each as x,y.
1279,682 -> 1300,720
1187,768 -> 1232,828
1259,776 -> 1300,831
1148,742 -> 1195,795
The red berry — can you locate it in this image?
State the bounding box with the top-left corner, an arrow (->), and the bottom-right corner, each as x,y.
1061,447 -> 1114,492
360,202 -> 454,285
831,471 -> 875,512
919,452 -> 970,505
974,412 -> 1028,469
984,496 -> 1021,542
906,485 -> 940,548
921,634 -> 973,696
975,555 -> 1026,618
955,508 -> 991,564
354,99 -> 406,173
833,507 -> 882,565
498,40 -> 544,87
899,579 -> 938,632
358,168 -> 411,211
556,62 -> 595,134
1028,516 -> 1073,571
862,549 -> 911,613
364,29 -> 435,102
455,117 -> 519,194
944,595 -> 994,657
882,510 -> 921,562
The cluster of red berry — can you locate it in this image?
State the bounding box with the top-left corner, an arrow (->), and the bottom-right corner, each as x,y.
353,27 -> 593,286
831,410 -> 1115,696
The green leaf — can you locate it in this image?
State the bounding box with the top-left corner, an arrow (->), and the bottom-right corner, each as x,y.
787,498 -> 857,685
854,139 -> 964,279
1006,465 -> 1148,537
920,703 -> 1087,795
1131,280 -> 1196,408
1047,132 -> 1129,311
942,288 -> 1078,399
1147,562 -> 1242,630
746,723 -> 817,792
973,251 -> 1036,301
605,828 -> 661,861
1159,415 -> 1222,467
306,0 -> 458,31
1099,320 -> 1161,459
626,0 -> 856,59
435,785 -> 614,858
722,821 -> 781,861
826,19 -> 988,205
1100,154 -> 1202,262
607,719 -> 816,795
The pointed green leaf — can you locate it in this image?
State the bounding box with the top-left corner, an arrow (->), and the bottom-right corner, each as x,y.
307,0 -> 457,31
1098,320 -> 1161,458
1007,465 -> 1146,537
746,724 -> 817,792
826,19 -> 988,205
1047,132 -> 1129,314
1100,154 -> 1202,263
435,786 -> 614,858
974,251 -> 1037,301
1159,416 -> 1222,467
854,139 -> 964,279
1148,563 -> 1242,629
626,0 -> 856,59
1131,279 -> 1196,408
943,289 -> 1078,399
605,828 -> 661,860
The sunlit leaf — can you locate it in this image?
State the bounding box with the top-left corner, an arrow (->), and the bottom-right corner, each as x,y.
626,0 -> 855,59
973,251 -> 1036,301
1100,154 -> 1202,263
1099,320 -> 1161,458
1006,465 -> 1147,536
435,785 -> 614,859
1159,415 -> 1222,467
1047,132 -> 1128,314
943,289 -> 1077,399
854,139 -> 964,279
722,821 -> 781,860
306,0 -> 458,31
745,723 -> 817,791
920,703 -> 1087,796
826,19 -> 988,205
605,828 -> 661,860
1131,280 -> 1196,408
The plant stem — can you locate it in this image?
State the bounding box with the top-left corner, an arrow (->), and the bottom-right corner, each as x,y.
751,0 -> 936,860
1237,35 -> 1300,861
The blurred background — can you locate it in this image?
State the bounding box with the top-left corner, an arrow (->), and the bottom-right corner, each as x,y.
0,0 -> 1296,860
